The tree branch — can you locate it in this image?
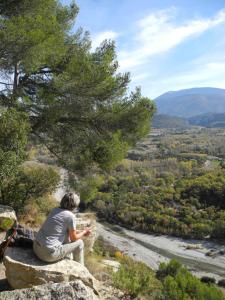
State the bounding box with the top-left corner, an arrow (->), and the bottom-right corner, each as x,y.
0,82 -> 13,86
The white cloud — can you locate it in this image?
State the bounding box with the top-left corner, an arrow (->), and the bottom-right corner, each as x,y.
118,8 -> 225,71
170,61 -> 225,83
141,58 -> 225,98
91,30 -> 119,49
89,8 -> 225,98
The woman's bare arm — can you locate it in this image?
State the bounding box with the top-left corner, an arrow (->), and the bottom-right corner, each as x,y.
69,227 -> 91,242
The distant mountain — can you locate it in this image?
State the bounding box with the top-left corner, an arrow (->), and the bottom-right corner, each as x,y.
152,114 -> 189,128
154,87 -> 225,118
189,112 -> 225,128
152,112 -> 225,129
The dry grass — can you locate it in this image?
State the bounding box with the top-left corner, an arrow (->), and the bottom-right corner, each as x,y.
85,252 -> 112,282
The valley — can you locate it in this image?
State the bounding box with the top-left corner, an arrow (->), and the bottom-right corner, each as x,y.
88,126 -> 225,241
97,222 -> 225,281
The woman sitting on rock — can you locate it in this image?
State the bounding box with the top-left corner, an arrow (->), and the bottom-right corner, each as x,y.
33,193 -> 91,265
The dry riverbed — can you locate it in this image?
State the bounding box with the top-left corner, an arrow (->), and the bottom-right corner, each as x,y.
97,222 -> 225,282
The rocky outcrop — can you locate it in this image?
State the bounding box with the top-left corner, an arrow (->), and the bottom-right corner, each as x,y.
101,260 -> 120,272
3,247 -> 99,295
0,280 -> 99,300
0,205 -> 17,231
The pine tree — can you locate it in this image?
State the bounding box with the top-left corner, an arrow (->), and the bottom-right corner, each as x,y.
0,0 -> 155,172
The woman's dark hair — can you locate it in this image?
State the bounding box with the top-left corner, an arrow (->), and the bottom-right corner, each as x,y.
60,193 -> 79,211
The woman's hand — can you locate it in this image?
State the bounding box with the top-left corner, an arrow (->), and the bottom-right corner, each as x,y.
84,227 -> 92,236
69,227 -> 92,241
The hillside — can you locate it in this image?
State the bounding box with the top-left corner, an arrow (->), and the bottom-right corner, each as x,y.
152,113 -> 225,128
154,87 -> 225,118
189,113 -> 225,128
152,114 -> 189,128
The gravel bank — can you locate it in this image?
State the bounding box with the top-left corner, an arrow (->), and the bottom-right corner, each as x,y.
97,222 -> 225,281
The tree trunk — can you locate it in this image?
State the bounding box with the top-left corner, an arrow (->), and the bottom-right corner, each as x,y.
0,187 -> 5,205
13,62 -> 19,93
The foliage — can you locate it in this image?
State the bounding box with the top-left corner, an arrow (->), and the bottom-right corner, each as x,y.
81,127 -> 225,240
21,194 -> 57,225
78,175 -> 104,206
218,279 -> 225,288
91,237 -> 161,298
93,236 -> 119,259
181,170 -> 225,208
156,259 -> 182,281
0,0 -> 155,173
0,109 -> 30,187
93,238 -> 223,300
89,161 -> 224,238
152,114 -> 189,129
127,127 -> 225,161
158,260 -> 224,300
189,112 -> 225,128
112,255 -> 162,298
201,276 -> 216,284
93,131 -> 129,171
0,164 -> 60,213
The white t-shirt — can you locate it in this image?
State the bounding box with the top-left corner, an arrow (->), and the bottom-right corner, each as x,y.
36,207 -> 76,249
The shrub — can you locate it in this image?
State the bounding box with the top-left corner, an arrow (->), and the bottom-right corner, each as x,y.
0,164 -> 60,213
114,251 -> 123,258
0,109 -> 30,186
156,259 -> 182,281
201,276 -> 216,284
218,279 -> 225,288
93,237 -> 118,258
19,195 -> 57,226
212,220 -> 225,239
78,175 -> 104,206
159,260 -> 224,300
20,202 -> 45,226
112,255 -> 162,298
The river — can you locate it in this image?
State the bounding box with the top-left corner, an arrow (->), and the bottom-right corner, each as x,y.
97,222 -> 225,281
53,168 -> 225,281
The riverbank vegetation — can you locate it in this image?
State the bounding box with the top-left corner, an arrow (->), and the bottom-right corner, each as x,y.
79,127 -> 225,240
89,238 -> 224,299
157,260 -> 224,300
112,256 -> 162,299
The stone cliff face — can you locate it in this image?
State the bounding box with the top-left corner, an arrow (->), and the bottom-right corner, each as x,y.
2,246 -> 125,300
0,280 -> 99,300
3,247 -> 99,292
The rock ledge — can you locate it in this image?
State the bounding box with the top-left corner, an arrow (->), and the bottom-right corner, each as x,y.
0,280 -> 99,300
3,247 -> 99,296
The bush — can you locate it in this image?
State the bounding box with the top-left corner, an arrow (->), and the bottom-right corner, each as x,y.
218,279 -> 225,288
20,195 -> 57,225
159,260 -> 224,300
156,259 -> 182,281
201,276 -> 216,284
93,237 -> 118,258
78,175 -> 104,207
0,164 -> 60,214
212,220 -> 225,239
0,109 -> 30,186
112,256 -> 162,298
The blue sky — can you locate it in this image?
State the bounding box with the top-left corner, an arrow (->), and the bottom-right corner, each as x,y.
62,0 -> 225,99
